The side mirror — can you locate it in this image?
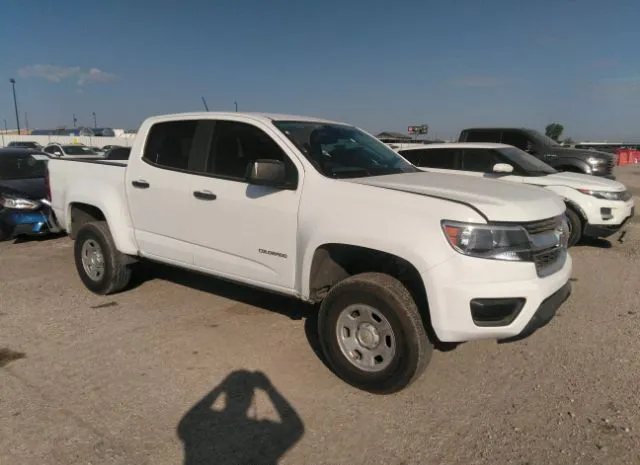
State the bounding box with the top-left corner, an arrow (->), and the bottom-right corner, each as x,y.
492,163 -> 514,173
53,151 -> 62,156
247,159 -> 286,187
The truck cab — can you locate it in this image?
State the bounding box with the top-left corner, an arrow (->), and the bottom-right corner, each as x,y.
459,128 -> 616,179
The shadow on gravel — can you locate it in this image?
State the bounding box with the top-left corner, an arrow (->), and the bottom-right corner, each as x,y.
11,232 -> 67,244
177,370 -> 304,465
575,237 -> 612,249
0,348 -> 26,368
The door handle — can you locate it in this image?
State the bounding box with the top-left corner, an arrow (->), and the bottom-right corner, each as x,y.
193,190 -> 217,201
131,180 -> 150,189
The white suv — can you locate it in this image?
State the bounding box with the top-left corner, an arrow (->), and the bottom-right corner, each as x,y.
396,142 -> 634,246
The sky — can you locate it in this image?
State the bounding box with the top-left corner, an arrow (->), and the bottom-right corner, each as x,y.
1,0 -> 640,140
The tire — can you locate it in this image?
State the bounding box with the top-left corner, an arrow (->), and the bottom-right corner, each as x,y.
74,221 -> 132,295
318,272 -> 432,394
565,207 -> 583,246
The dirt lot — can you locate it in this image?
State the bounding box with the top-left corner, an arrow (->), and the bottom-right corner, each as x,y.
1,166 -> 639,465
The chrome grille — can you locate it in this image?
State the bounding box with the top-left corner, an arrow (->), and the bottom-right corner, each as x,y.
521,215 -> 567,277
606,157 -> 615,174
522,216 -> 562,236
533,247 -> 561,269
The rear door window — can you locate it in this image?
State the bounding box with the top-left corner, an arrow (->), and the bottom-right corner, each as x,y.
143,120 -> 203,171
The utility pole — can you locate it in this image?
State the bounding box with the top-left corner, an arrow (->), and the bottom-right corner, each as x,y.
9,78 -> 20,134
73,114 -> 77,128
92,112 -> 97,128
234,101 -> 238,112
25,112 -> 29,131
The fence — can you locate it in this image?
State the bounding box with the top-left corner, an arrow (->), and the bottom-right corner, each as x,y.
0,134 -> 134,148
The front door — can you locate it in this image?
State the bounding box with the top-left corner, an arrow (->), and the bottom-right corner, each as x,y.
182,118 -> 303,291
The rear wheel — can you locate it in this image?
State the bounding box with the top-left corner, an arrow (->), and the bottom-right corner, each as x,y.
74,221 -> 132,295
565,207 -> 583,246
318,272 -> 432,394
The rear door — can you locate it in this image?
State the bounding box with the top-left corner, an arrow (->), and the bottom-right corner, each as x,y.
125,119 -> 214,264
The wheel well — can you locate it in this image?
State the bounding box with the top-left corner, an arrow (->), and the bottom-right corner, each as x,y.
564,200 -> 586,222
309,244 -> 427,308
69,203 -> 106,239
308,243 -> 441,343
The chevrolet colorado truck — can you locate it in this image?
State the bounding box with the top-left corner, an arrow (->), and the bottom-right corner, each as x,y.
47,112 -> 573,393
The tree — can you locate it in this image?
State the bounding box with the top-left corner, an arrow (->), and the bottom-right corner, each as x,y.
545,123 -> 564,141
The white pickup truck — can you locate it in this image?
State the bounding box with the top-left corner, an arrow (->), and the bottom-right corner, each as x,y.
47,112 -> 573,393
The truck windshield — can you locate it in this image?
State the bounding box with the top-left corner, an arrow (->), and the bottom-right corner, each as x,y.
0,153 -> 47,180
525,130 -> 560,147
497,147 -> 557,176
273,121 -> 418,179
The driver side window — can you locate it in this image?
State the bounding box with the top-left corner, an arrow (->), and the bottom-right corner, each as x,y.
206,121 -> 298,187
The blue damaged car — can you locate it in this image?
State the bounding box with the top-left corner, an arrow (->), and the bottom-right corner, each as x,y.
0,148 -> 61,241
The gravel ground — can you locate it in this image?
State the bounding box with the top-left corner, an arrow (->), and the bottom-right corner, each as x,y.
1,166 -> 639,465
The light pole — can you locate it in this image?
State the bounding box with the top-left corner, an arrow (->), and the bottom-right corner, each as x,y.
25,112 -> 29,131
234,101 -> 238,112
9,78 -> 20,134
73,114 -> 77,128
92,112 -> 97,128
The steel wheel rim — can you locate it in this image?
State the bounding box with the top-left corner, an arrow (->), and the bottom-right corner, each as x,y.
81,239 -> 105,281
335,304 -> 397,373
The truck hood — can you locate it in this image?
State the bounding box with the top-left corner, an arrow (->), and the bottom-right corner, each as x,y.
524,171 -> 627,191
546,146 -> 615,161
345,172 -> 565,222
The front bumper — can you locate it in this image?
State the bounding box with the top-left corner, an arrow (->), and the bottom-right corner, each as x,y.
583,202 -> 635,238
421,251 -> 573,342
0,207 -> 61,239
500,281 -> 572,342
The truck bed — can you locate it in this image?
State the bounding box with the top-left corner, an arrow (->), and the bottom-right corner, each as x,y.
47,157 -> 130,234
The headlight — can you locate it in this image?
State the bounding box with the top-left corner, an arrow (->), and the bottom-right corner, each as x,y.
0,196 -> 41,210
577,189 -> 629,201
587,157 -> 607,166
441,221 -> 532,261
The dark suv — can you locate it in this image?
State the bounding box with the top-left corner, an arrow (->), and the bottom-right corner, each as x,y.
458,128 -> 615,179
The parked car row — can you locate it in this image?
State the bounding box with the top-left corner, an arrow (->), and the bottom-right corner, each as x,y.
2,112 -> 634,395
5,141 -> 131,161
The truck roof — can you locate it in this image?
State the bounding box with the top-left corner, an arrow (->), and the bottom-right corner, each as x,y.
143,112 -> 349,126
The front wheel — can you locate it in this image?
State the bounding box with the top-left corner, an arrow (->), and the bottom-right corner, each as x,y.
318,272 -> 432,394
74,221 -> 133,295
565,207 -> 583,246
